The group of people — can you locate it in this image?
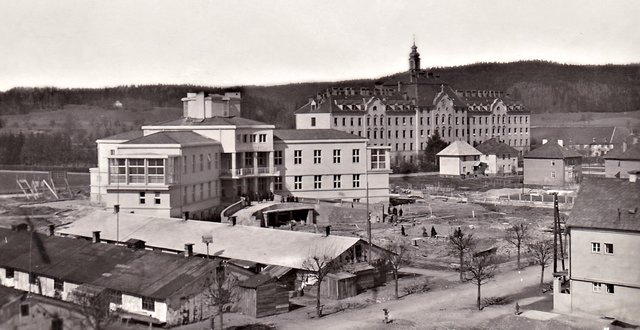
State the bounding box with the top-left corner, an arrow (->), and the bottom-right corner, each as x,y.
240,191 -> 275,206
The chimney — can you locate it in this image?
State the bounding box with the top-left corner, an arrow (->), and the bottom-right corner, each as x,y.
48,224 -> 55,237
558,139 -> 564,147
184,243 -> 194,257
629,171 -> 639,183
92,231 -> 101,244
542,139 -> 548,145
183,212 -> 189,221
325,226 -> 331,237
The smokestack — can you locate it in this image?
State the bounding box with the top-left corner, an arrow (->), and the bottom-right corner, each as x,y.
92,231 -> 101,244
325,226 -> 331,237
184,243 -> 194,257
183,212 -> 189,221
558,139 -> 564,147
542,139 -> 548,145
48,224 -> 55,237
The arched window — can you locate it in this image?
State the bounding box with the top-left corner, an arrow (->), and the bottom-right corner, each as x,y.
367,115 -> 371,126
373,115 -> 378,126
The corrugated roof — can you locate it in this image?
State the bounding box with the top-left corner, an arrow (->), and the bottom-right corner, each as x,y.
603,143 -> 640,160
0,228 -> 220,300
436,140 -> 482,156
524,142 -> 582,159
150,116 -> 271,127
274,129 -> 364,141
122,131 -> 218,146
101,130 -> 144,141
476,138 -> 519,156
567,177 -> 640,232
58,211 -> 363,270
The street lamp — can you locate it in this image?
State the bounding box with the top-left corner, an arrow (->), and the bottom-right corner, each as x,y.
202,235 -> 213,259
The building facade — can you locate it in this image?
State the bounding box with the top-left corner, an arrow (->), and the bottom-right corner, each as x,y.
295,44 -> 530,165
476,138 -> 520,175
553,176 -> 640,324
524,141 -> 582,187
436,140 -> 482,176
90,92 -> 390,219
604,142 -> 640,179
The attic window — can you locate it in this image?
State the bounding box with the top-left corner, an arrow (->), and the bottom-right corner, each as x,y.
5,267 -> 14,278
142,297 -> 155,311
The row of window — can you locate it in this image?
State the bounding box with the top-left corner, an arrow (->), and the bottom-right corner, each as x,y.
591,242 -> 614,254
293,149 -> 360,165
139,192 -> 161,205
326,114 -> 529,128
237,133 -> 268,143
183,153 -> 220,174
109,158 -> 165,184
182,181 -> 219,204
592,282 -> 615,294
471,115 -> 529,125
290,174 -> 361,190
473,127 -> 529,135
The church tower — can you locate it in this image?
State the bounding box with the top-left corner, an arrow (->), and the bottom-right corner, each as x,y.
409,42 -> 421,72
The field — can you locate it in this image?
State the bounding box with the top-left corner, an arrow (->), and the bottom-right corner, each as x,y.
0,170 -> 90,194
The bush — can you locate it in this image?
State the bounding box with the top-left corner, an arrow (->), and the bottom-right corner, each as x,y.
403,279 -> 430,295
481,296 -> 509,308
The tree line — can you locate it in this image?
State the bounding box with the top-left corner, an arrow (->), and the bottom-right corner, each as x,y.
0,131 -> 97,168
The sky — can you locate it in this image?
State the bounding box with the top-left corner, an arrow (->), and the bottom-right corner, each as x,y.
0,0 -> 638,91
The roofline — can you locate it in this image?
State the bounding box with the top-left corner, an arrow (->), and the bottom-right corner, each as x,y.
567,225 -> 640,234
120,141 -> 220,148
274,138 -> 367,144
142,124 -> 276,130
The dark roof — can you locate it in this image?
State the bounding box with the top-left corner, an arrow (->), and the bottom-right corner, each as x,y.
476,138 -> 519,156
151,116 -> 270,127
0,228 -> 220,300
101,130 -> 144,141
604,143 -> 640,160
239,274 -> 275,289
567,177 -> 640,232
273,129 -> 364,141
122,131 -> 218,146
0,285 -> 23,307
524,142 -> 582,159
531,126 -> 630,146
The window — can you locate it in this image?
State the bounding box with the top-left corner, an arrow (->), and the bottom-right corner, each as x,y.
606,284 -> 615,294
214,153 -> 219,169
333,149 -> 341,163
314,175 -> 322,189
199,154 -> 204,171
350,118 -> 354,126
20,304 -> 29,317
274,176 -> 283,190
551,171 -> 556,178
352,149 -> 360,163
183,156 -> 187,174
358,118 -> 362,126
207,182 -> 211,198
333,175 -> 341,188
207,153 -> 212,170
250,134 -> 257,143
314,150 -> 322,164
604,243 -> 613,254
51,318 -> 63,330
54,278 -> 63,292
342,118 -> 346,126
139,192 -> 146,204
259,134 -> 267,142
294,176 -> 302,190
191,185 -> 196,202
592,282 -> 602,293
6,267 -> 14,278
147,159 -> 164,183
371,149 -> 386,169
29,273 -> 37,284
294,150 -> 302,164
110,290 -> 123,305
333,117 -> 338,126
353,174 -> 360,188
192,155 -> 196,172
142,297 -> 155,312
128,159 -> 145,183
109,159 -> 126,183
184,186 -> 188,204
274,151 -> 283,165
311,117 -> 316,127
591,242 -> 601,253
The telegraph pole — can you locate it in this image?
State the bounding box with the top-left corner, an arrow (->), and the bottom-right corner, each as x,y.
366,165 -> 372,264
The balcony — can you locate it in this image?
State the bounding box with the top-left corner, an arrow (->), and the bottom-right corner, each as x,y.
221,167 -> 278,178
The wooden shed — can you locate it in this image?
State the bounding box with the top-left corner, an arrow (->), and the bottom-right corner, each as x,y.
320,272 -> 357,300
237,274 -> 289,318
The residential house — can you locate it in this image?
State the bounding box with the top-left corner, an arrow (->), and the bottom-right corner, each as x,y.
553,175 -> 640,324
524,140 -> 582,187
603,142 -> 640,179
436,140 -> 482,176
475,138 -> 519,175
532,126 -> 631,157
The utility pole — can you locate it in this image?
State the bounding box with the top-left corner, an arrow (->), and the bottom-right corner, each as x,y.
553,193 -> 558,273
554,193 -> 565,271
366,164 -> 372,264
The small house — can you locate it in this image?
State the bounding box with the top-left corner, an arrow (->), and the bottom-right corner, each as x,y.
475,138 -> 519,175
524,140 -> 582,187
237,274 -> 290,318
436,140 -> 482,176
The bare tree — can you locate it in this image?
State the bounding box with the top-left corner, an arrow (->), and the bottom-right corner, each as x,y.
465,251 -> 498,310
301,247 -> 336,318
69,286 -> 118,330
527,239 -> 553,290
504,223 -> 530,269
384,241 -> 410,299
203,262 -> 239,330
448,228 -> 476,282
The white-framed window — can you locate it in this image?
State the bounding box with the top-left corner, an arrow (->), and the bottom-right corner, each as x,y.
154,192 -> 161,205
274,150 -> 283,165
333,149 -> 341,163
591,242 -> 601,253
139,192 -> 146,204
314,150 -> 322,164
353,174 -> 360,188
250,134 -> 257,143
294,150 -> 302,164
128,159 -> 145,183
259,134 -> 267,142
353,198 -> 360,203
147,159 -> 164,183
54,278 -> 63,292
274,176 -> 283,191
604,243 -> 614,254
294,176 -> 302,190
371,149 -> 386,169
352,149 -> 360,163
592,282 -> 602,293
606,284 -> 615,294
207,153 -> 212,170
314,175 -> 322,189
109,159 -> 126,183
311,117 -> 316,126
333,175 -> 341,188
142,297 -> 155,312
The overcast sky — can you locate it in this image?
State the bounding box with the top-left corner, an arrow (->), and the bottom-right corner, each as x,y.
0,0 -> 638,91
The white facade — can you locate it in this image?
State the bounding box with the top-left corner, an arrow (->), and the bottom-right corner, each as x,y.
479,154 -> 518,175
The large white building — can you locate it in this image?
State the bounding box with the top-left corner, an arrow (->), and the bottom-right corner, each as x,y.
295,43 -> 530,165
90,92 -> 390,219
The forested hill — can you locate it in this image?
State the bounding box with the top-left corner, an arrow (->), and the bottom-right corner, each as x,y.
1,61 -> 639,129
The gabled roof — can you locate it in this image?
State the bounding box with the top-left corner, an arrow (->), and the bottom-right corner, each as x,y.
604,143 -> 640,160
524,142 -> 582,159
149,116 -> 271,127
274,129 -> 364,142
100,130 -> 144,141
295,97 -> 342,114
476,138 -> 519,156
436,140 -> 482,156
0,228 -> 220,301
122,131 -> 218,146
567,177 -> 640,232
58,211 -> 365,271
531,126 -> 630,146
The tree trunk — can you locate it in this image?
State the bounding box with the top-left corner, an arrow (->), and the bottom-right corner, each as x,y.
540,265 -> 545,289
459,252 -> 464,282
394,270 -> 399,299
316,280 -> 322,317
477,282 -> 482,310
516,243 -> 521,269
